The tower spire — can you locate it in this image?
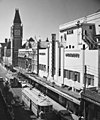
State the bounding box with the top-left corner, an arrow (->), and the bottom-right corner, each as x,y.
13,9 -> 21,24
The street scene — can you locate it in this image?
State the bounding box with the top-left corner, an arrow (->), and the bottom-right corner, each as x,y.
0,0 -> 100,120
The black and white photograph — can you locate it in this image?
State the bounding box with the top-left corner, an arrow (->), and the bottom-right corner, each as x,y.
0,0 -> 100,120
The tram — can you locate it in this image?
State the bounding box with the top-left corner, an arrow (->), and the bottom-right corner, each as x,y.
22,86 -> 53,118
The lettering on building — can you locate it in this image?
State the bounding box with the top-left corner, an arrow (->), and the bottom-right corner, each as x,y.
66,53 -> 80,58
39,53 -> 46,55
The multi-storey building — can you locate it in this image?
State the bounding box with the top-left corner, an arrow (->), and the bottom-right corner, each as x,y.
18,38 -> 49,76
38,41 -> 49,78
58,11 -> 100,91
18,38 -> 35,71
58,11 -> 100,118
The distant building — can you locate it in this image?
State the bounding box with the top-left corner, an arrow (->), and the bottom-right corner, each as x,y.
0,38 -> 11,65
18,37 -> 35,71
11,9 -> 23,67
18,37 -> 50,76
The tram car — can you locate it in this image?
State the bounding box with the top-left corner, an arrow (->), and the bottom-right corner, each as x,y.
22,86 -> 53,118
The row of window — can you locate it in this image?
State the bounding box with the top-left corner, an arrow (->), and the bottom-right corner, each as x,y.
86,74 -> 94,86
66,45 -> 75,49
64,69 -> 80,82
64,69 -> 94,86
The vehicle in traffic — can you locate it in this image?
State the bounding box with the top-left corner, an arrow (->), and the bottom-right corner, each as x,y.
58,110 -> 74,120
22,87 -> 53,119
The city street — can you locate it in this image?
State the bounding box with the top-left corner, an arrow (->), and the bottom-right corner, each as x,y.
0,64 -> 37,120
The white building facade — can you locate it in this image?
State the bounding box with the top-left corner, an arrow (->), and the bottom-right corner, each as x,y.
58,11 -> 100,93
39,48 -> 49,78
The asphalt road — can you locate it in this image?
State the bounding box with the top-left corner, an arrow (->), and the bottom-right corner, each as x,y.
0,64 -> 8,120
0,64 -> 37,120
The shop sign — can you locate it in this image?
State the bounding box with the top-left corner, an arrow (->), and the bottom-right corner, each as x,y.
39,53 -> 46,55
66,53 -> 80,58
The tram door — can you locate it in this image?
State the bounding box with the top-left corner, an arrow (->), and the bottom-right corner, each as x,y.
38,106 -> 45,119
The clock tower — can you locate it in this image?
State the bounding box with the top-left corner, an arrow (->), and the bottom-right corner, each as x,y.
11,9 -> 23,66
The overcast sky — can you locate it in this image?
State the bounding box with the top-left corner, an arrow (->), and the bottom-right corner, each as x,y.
0,0 -> 100,42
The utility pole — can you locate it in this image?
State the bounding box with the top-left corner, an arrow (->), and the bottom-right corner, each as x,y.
83,65 -> 87,93
83,65 -> 87,120
82,44 -> 87,120
37,41 -> 39,76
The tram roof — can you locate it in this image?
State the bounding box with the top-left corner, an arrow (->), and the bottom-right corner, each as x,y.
22,87 -> 52,106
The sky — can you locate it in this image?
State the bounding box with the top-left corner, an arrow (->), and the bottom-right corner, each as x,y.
0,0 -> 100,43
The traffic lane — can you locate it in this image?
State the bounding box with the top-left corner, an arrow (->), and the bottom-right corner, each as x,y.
0,91 -> 8,120
13,105 -> 36,120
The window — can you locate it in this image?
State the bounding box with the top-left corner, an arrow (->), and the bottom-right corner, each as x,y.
64,33 -> 67,41
61,36 -> 63,42
89,26 -> 92,29
74,72 -> 80,82
64,69 -> 67,78
69,45 -> 71,49
69,71 -> 73,80
59,68 -> 61,76
64,69 -> 70,79
86,74 -> 94,86
67,70 -> 70,79
64,70 -> 80,82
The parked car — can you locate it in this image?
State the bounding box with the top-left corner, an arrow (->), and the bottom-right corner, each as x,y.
58,110 -> 74,120
0,77 -> 4,82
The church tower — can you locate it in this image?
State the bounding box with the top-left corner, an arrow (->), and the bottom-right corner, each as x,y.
11,9 -> 23,66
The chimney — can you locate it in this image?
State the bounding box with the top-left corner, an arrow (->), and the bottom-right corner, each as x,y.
52,34 -> 56,41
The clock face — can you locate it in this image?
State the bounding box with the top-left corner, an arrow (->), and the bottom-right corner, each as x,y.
14,29 -> 20,36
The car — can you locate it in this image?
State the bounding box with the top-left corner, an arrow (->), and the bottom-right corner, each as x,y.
58,110 -> 74,120
0,77 -> 4,82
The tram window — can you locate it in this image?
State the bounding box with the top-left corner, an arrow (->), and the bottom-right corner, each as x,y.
49,105 -> 52,111
32,101 -> 37,109
44,106 -> 49,112
40,106 -> 45,112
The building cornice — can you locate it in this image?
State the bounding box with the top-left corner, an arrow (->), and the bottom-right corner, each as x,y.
59,11 -> 100,32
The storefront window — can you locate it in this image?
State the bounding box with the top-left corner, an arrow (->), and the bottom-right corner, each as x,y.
86,74 -> 94,86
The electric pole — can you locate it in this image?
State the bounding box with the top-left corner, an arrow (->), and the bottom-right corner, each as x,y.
83,65 -> 87,120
